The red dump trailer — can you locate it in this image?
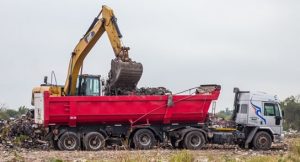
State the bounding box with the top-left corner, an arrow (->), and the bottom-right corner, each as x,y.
34,85 -> 221,150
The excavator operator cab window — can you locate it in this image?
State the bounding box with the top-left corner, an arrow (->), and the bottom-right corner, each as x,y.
76,75 -> 101,96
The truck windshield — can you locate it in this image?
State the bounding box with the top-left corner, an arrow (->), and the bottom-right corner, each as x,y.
76,76 -> 100,96
85,77 -> 100,96
264,103 -> 280,116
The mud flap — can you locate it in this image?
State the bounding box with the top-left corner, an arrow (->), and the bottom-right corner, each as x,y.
245,127 -> 258,148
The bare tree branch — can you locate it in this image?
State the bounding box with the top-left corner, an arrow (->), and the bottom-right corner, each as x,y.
0,103 -> 7,111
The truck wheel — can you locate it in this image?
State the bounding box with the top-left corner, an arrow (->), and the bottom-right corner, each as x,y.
238,142 -> 245,149
57,131 -> 80,151
170,137 -> 177,148
252,131 -> 272,150
184,131 -> 205,150
133,129 -> 156,149
238,142 -> 253,149
170,137 -> 185,149
178,140 -> 185,149
52,140 -> 59,150
83,132 -> 105,151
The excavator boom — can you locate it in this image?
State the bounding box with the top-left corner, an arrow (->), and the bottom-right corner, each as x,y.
64,5 -> 143,96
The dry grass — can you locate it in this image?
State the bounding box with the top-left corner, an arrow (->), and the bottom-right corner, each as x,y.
169,150 -> 194,162
1,138 -> 300,162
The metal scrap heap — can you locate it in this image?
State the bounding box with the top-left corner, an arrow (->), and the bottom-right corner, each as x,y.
107,87 -> 172,96
135,87 -> 171,95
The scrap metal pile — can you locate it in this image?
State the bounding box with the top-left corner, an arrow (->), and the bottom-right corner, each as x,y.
107,86 -> 172,96
0,112 -> 48,149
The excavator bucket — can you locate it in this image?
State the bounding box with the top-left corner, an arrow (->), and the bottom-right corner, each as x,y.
107,59 -> 143,92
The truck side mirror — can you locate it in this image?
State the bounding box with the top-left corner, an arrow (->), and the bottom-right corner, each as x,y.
275,116 -> 281,125
281,110 -> 284,118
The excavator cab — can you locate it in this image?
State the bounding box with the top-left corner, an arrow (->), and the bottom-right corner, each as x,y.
76,74 -> 101,96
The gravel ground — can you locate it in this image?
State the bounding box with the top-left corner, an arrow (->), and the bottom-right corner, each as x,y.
0,142 -> 289,162
0,149 -> 287,162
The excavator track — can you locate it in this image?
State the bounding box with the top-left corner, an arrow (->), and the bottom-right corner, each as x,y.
106,59 -> 143,94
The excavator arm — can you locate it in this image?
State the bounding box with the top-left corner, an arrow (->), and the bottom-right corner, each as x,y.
64,5 -> 142,96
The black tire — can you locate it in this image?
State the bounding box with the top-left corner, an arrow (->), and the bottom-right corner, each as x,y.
83,132 -> 105,151
170,137 -> 177,148
178,140 -> 185,149
252,131 -> 272,150
238,142 -> 245,149
133,129 -> 156,150
52,140 -> 59,150
170,137 -> 185,149
184,131 -> 205,150
57,131 -> 80,151
238,142 -> 253,149
128,138 -> 135,149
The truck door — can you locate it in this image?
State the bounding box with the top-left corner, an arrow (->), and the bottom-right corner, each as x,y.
236,104 -> 249,124
262,102 -> 282,135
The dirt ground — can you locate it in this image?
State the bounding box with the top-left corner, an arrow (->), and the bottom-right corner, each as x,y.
0,138 -> 295,162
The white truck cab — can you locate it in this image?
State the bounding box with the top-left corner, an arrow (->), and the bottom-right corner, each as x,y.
231,88 -> 284,149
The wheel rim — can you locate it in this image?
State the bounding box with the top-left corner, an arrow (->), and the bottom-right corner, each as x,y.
139,133 -> 151,146
64,136 -> 77,150
190,134 -> 201,147
88,135 -> 102,150
256,135 -> 269,149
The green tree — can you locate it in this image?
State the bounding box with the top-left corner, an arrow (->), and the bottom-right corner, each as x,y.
18,106 -> 29,115
280,95 -> 300,131
0,103 -> 6,111
0,104 -> 31,120
5,109 -> 19,118
0,103 -> 9,120
216,108 -> 233,120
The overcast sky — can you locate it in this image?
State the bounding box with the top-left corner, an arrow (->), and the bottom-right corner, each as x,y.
0,0 -> 299,111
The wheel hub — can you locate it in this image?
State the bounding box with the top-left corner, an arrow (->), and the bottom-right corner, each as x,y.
140,134 -> 151,145
64,137 -> 76,149
258,136 -> 268,147
191,135 -> 201,147
89,136 -> 101,149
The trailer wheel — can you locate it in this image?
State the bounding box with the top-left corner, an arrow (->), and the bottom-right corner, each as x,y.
133,129 -> 156,149
252,131 -> 272,150
184,131 -> 205,150
83,132 -> 105,151
57,131 -> 80,151
238,142 -> 245,149
170,137 -> 177,148
170,137 -> 184,149
178,140 -> 185,149
52,140 -> 59,150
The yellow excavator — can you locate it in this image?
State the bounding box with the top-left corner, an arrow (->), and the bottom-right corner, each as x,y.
32,5 -> 143,104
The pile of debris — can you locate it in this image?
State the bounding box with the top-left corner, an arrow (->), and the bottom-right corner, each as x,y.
108,87 -> 172,96
283,128 -> 300,138
135,87 -> 171,95
0,111 -> 48,149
